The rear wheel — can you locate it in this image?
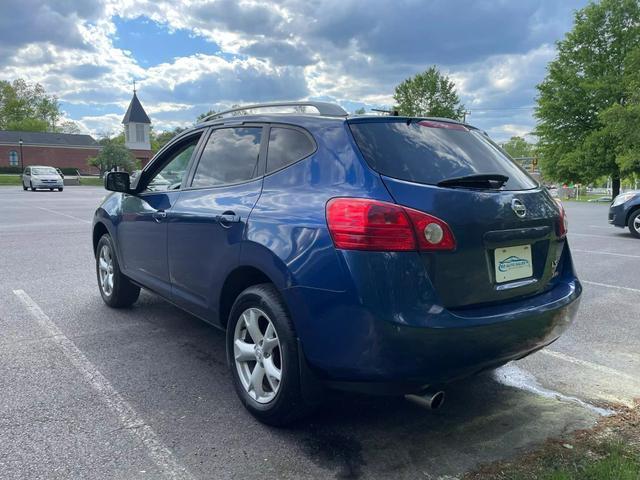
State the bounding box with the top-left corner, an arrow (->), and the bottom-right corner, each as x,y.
22,184 -> 27,191
49,188 -> 54,191
227,284 -> 316,426
628,210 -> 640,238
96,234 -> 140,307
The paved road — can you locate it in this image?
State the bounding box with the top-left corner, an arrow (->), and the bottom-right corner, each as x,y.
0,187 -> 637,479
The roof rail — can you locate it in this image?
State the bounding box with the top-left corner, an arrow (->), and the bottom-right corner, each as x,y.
201,101 -> 348,122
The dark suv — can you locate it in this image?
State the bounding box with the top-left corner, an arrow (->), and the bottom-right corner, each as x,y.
92,102 -> 581,425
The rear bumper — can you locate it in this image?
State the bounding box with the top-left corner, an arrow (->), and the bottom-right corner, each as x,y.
284,251 -> 581,393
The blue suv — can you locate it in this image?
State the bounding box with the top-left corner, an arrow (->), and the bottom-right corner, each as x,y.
92,102 -> 581,425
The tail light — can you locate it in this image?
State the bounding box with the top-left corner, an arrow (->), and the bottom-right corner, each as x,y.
326,198 -> 455,252
555,199 -> 568,238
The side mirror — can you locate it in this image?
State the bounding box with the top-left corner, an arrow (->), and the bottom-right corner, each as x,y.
104,171 -> 131,193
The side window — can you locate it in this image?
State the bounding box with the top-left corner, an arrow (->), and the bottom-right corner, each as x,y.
145,136 -> 200,192
266,127 -> 315,174
191,127 -> 262,188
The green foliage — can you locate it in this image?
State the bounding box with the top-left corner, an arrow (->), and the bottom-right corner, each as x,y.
0,167 -> 23,174
354,107 -> 366,115
197,109 -> 218,122
535,0 -> 640,196
0,79 -> 60,132
151,127 -> 187,152
393,66 -> 465,120
598,46 -> 640,176
502,136 -> 536,158
88,140 -> 139,176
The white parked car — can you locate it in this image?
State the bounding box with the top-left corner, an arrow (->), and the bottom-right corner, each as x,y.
22,166 -> 64,191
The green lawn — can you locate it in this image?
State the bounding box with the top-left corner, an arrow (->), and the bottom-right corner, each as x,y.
0,175 -> 21,185
78,177 -> 104,186
0,174 -> 103,186
466,407 -> 640,480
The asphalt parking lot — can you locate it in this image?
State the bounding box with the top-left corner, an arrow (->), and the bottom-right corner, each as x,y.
1,186 -> 638,480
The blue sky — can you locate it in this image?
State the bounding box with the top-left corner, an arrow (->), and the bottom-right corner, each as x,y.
0,0 -> 589,140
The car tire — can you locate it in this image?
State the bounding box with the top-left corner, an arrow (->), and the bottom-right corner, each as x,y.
96,234 -> 140,308
22,184 -> 27,191
49,188 -> 54,191
30,182 -> 36,191
226,283 -> 317,426
628,210 -> 640,238
58,188 -> 64,192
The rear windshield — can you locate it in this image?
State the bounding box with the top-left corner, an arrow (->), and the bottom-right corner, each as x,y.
349,120 -> 537,190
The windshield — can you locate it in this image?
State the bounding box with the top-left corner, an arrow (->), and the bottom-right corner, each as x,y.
349,119 -> 537,191
32,167 -> 58,176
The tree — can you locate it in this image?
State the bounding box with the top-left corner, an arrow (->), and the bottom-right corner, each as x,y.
502,136 -> 536,158
150,127 -> 186,152
354,107 -> 366,115
197,109 -> 218,122
88,140 -> 139,177
535,0 -> 640,197
393,66 -> 465,120
597,46 -> 640,177
0,79 -> 61,131
57,121 -> 81,134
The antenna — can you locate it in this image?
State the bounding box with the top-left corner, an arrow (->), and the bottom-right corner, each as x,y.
133,80 -> 136,94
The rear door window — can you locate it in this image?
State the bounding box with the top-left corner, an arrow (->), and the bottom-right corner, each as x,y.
191,127 -> 262,187
266,127 -> 315,174
348,119 -> 537,190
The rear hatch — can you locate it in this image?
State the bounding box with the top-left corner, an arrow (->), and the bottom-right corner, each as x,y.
348,117 -> 565,309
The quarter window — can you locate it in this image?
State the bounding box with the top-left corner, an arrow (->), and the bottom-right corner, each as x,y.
8,150 -> 18,166
266,127 -> 315,174
192,127 -> 262,187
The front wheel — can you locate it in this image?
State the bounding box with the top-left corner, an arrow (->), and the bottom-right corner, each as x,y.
227,284 -> 317,426
96,234 -> 140,307
58,188 -> 63,192
30,182 -> 36,191
628,210 -> 640,238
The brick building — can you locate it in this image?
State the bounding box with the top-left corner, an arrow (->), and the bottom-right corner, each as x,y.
0,90 -> 153,174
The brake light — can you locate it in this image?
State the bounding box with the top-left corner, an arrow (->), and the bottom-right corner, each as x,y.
555,199 -> 568,238
326,198 -> 456,251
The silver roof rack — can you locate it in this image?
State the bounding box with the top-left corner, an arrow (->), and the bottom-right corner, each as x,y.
201,101 -> 348,122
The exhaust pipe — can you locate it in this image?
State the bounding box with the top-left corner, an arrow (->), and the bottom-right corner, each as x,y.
404,389 -> 446,410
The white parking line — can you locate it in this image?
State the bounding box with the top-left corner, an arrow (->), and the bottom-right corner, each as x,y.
13,289 -> 195,480
573,249 -> 640,259
570,232 -> 633,240
582,280 -> 640,294
541,349 -> 640,385
36,206 -> 91,224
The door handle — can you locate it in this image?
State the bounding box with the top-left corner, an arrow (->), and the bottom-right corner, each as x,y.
216,211 -> 241,224
152,211 -> 167,222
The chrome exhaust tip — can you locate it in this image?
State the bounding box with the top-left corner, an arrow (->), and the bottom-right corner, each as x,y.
404,390 -> 446,410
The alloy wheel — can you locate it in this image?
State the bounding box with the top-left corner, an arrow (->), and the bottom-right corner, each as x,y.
233,307 -> 282,404
634,215 -> 640,234
98,244 -> 114,296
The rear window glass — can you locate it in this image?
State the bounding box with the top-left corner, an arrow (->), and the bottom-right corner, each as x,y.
349,120 -> 537,190
266,127 -> 315,174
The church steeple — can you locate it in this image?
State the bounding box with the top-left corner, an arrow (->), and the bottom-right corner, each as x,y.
122,84 -> 151,150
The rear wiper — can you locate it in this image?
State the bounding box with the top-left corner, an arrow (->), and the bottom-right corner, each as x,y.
437,173 -> 509,189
